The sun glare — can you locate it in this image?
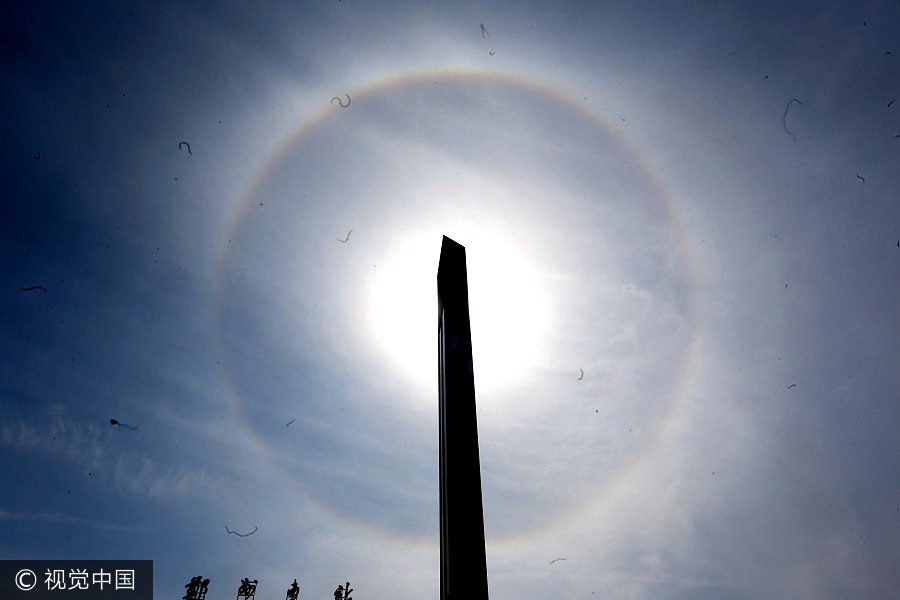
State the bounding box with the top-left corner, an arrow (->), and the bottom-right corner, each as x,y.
367,225 -> 547,402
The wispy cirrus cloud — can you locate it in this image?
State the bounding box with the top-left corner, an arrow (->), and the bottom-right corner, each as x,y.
1,407 -> 221,501
0,507 -> 151,533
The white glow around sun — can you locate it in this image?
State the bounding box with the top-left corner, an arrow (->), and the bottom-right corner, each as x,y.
367,224 -> 548,402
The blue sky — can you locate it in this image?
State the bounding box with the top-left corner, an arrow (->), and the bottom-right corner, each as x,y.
1,1 -> 898,599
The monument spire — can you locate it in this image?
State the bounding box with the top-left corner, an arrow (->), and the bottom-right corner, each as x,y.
437,235 -> 490,600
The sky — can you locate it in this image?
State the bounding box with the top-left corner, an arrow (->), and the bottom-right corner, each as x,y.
1,1 -> 898,599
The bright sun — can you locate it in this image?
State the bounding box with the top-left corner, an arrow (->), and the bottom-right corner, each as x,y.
367,224 -> 548,402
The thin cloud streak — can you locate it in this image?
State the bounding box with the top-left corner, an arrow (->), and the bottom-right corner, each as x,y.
0,507 -> 151,534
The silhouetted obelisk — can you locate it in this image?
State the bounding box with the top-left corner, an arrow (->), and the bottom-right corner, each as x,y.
437,235 -> 489,600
